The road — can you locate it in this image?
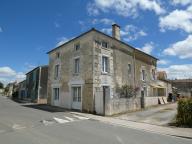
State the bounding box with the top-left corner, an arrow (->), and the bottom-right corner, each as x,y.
0,96 -> 191,144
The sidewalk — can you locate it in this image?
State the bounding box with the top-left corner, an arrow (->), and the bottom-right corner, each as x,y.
71,112 -> 192,139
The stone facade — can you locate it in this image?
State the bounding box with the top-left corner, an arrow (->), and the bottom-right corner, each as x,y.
26,66 -> 48,103
47,27 -> 170,115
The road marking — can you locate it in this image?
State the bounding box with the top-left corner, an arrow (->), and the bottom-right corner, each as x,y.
53,117 -> 69,124
72,115 -> 89,120
41,120 -> 54,126
64,116 -> 74,121
12,124 -> 26,130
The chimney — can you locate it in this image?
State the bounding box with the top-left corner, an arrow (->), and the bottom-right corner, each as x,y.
112,24 -> 120,40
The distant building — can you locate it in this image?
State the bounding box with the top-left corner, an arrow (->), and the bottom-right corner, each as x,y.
18,80 -> 26,100
26,66 -> 48,103
171,79 -> 192,97
47,24 -> 171,115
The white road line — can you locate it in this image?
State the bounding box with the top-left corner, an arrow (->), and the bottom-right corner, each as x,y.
53,117 -> 69,124
41,120 -> 55,126
72,115 -> 89,120
12,124 -> 26,130
64,116 -> 74,121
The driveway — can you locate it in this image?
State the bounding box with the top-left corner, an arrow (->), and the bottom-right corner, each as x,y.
115,103 -> 177,126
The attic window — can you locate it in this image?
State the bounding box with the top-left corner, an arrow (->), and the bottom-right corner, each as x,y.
102,41 -> 108,48
56,52 -> 60,58
75,43 -> 80,51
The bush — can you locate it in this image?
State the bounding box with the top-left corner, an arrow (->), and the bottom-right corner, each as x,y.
176,98 -> 192,127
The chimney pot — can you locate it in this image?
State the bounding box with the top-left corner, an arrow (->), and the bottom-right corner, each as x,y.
112,24 -> 120,40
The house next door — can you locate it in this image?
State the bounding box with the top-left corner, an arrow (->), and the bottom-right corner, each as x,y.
72,86 -> 82,110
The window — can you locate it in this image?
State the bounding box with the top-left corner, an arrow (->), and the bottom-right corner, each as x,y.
95,40 -> 101,46
74,58 -> 80,73
128,64 -> 131,75
102,56 -> 109,73
102,41 -> 108,48
72,87 -> 81,102
141,69 -> 145,81
54,65 -> 59,79
56,52 -> 60,58
74,43 -> 80,51
53,88 -> 59,100
152,69 -> 156,80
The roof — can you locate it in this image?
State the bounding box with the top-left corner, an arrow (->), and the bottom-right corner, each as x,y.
25,65 -> 48,75
171,79 -> 192,83
47,28 -> 158,60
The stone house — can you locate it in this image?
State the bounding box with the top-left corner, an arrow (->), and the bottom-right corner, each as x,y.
171,79 -> 192,97
26,66 -> 48,103
18,80 -> 27,100
47,24 -> 170,115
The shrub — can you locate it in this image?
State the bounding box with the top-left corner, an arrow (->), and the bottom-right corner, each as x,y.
176,98 -> 192,127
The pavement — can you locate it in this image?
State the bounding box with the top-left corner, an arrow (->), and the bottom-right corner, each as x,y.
0,95 -> 192,144
116,103 -> 177,126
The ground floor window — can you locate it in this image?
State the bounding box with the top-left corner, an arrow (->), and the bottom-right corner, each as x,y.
72,87 -> 81,102
53,88 -> 59,100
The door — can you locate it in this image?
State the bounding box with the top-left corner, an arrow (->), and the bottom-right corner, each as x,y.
53,88 -> 60,106
72,86 -> 82,110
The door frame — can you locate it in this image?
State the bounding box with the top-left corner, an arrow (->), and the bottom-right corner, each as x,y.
71,85 -> 83,111
101,85 -> 110,116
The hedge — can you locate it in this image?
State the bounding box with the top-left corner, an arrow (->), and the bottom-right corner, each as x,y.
176,98 -> 192,127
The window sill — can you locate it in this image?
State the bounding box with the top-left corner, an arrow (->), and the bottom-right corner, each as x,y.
101,47 -> 110,51
73,73 -> 80,76
101,72 -> 110,75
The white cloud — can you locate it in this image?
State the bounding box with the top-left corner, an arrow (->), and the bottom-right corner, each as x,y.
101,24 -> 147,41
137,42 -> 154,54
0,67 -> 16,77
0,27 -> 3,32
122,25 -> 147,42
92,18 -> 114,25
56,37 -> 70,47
159,8 -> 192,33
87,0 -> 165,17
171,0 -> 192,6
159,64 -> 192,79
163,35 -> 192,59
157,59 -> 170,65
0,66 -> 26,84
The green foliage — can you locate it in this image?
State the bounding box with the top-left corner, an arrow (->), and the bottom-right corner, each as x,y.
119,85 -> 139,98
0,82 -> 3,89
176,98 -> 192,127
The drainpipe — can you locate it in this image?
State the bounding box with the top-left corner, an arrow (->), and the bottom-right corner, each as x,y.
133,49 -> 136,97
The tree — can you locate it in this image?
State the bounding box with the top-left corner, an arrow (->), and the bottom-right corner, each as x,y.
0,82 -> 4,89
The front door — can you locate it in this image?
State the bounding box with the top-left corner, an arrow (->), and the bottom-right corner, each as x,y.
72,86 -> 82,110
53,88 -> 60,106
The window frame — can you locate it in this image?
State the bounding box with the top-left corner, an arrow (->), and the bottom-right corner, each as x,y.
101,41 -> 108,49
102,55 -> 109,73
72,86 -> 81,102
54,64 -> 60,79
74,57 -> 80,74
74,43 -> 80,51
53,88 -> 59,100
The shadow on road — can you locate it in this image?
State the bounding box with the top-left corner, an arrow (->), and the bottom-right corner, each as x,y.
22,104 -> 69,113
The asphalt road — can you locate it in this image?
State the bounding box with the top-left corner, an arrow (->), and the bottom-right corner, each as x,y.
0,95 -> 191,144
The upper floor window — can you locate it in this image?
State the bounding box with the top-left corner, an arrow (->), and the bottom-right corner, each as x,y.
74,58 -> 80,73
56,52 -> 60,59
141,69 -> 145,81
74,43 -> 80,51
151,69 -> 156,80
128,64 -> 131,75
54,65 -> 59,79
102,56 -> 109,73
101,41 -> 108,48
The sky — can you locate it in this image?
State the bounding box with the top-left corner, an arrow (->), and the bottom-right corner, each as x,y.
0,0 -> 192,85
